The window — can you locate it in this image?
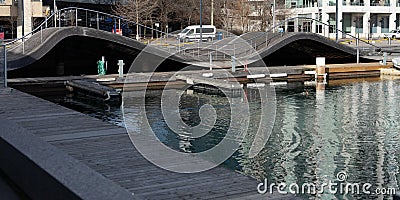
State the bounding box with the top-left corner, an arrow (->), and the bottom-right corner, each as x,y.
370,15 -> 378,33
328,14 -> 336,33
380,16 -> 389,33
354,16 -> 363,33
195,28 -> 214,34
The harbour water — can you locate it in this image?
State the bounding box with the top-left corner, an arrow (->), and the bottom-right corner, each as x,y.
37,78 -> 400,199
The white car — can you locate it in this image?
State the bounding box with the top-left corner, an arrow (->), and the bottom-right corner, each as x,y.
177,25 -> 216,42
383,30 -> 400,39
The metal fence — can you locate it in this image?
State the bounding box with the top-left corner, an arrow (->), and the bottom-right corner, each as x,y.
1,8 -> 384,86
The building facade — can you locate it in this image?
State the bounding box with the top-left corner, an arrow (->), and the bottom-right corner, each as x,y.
282,0 -> 400,38
0,0 -> 49,39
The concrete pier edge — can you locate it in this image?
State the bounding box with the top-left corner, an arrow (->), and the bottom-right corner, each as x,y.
0,117 -> 137,200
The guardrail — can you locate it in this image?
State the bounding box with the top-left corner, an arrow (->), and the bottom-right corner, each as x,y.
0,10 -> 383,87
0,7 -> 173,87
164,16 -> 381,65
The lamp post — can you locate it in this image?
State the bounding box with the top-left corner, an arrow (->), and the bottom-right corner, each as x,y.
22,0 -> 24,36
272,0 -> 276,33
136,0 -> 139,40
335,0 -> 338,42
211,0 -> 214,26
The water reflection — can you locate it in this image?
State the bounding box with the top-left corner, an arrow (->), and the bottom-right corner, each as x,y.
46,79 -> 400,199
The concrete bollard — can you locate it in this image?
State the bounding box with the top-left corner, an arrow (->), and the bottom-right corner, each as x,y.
316,57 -> 326,82
383,52 -> 387,65
118,60 -> 125,78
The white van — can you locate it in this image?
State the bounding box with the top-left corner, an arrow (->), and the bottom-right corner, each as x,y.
177,25 -> 216,42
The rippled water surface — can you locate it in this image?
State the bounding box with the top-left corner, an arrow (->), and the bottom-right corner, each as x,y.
43,79 -> 400,199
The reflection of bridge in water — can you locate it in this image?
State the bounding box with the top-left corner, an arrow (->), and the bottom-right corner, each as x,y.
0,8 -> 381,81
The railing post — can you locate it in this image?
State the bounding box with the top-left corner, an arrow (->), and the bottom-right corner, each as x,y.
97,13 -> 99,30
209,52 -> 213,71
40,26 -> 43,43
45,16 -> 47,28
75,8 -> 78,27
234,44 -> 236,58
85,10 -> 88,27
22,37 -> 25,54
357,48 -> 360,64
54,13 -> 57,27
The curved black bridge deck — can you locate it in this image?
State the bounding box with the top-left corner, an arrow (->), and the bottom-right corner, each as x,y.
6,27 -> 376,77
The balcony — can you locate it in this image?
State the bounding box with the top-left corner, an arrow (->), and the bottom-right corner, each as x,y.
342,1 -> 365,5
370,1 -> 390,6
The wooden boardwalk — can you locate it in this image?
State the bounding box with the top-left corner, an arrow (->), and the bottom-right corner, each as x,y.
0,88 -> 297,199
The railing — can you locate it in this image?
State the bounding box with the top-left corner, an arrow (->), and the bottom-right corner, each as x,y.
1,7 -> 174,87
165,16 -> 381,66
0,10 -> 383,87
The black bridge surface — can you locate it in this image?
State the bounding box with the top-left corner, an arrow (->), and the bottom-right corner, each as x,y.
6,27 -> 374,78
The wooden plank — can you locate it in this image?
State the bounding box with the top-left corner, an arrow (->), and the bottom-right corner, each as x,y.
0,88 -> 295,199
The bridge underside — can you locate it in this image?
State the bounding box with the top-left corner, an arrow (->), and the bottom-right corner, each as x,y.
262,39 -> 369,67
8,36 -> 187,78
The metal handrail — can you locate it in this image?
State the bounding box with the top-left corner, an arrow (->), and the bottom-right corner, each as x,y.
4,7 -> 170,48
217,16 -> 381,51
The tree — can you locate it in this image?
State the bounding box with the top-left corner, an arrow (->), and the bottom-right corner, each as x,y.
113,0 -> 156,26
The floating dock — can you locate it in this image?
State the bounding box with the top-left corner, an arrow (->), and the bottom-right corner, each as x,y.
7,62 -> 394,97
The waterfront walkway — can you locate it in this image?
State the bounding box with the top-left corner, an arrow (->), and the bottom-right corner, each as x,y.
0,88 -> 297,199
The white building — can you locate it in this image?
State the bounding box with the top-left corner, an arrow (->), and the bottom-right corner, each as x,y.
0,0 -> 49,39
282,0 -> 400,38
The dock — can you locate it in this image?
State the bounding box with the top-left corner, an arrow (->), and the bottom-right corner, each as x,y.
0,88 -> 298,199
9,62 -> 393,94
66,80 -> 120,100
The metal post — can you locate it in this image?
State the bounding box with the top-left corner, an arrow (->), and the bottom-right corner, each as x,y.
22,0 -> 24,37
209,52 -> 212,71
97,13 -> 99,30
335,0 -> 339,42
22,37 -> 25,54
211,0 -> 214,26
45,17 -> 48,28
234,44 -> 236,57
178,38 -> 181,53
41,26 -> 43,43
86,10 -> 88,27
357,48 -> 359,64
136,0 -> 139,40
231,56 -> 236,73
2,45 -> 7,87
200,0 -> 203,42
75,8 -> 78,27
272,0 -> 276,33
